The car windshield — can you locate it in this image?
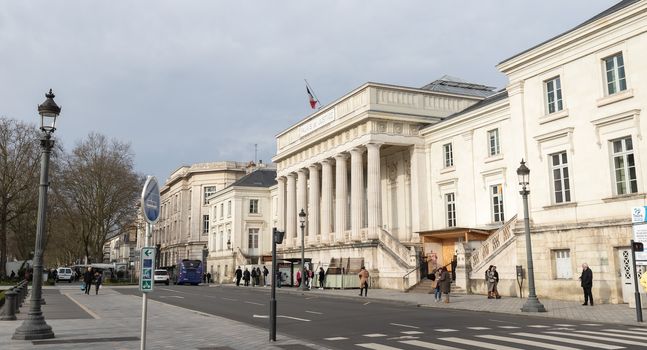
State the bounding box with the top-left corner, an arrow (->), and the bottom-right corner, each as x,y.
154,270 -> 168,275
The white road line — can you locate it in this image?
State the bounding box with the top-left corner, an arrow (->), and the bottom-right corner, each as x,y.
390,323 -> 420,329
554,324 -> 575,327
629,327 -> 646,331
159,295 -> 184,299
546,331 -> 645,346
253,314 -> 269,318
356,343 -> 402,350
305,310 -> 323,314
607,329 -> 645,335
363,333 -> 388,337
440,337 -> 525,350
581,323 -> 602,326
63,293 -> 100,319
400,331 -> 423,335
399,340 -> 464,349
478,334 -> 581,350
512,332 -> 623,349
498,326 -> 520,329
434,329 -> 458,332
244,301 -> 263,306
387,336 -> 419,340
324,337 -> 348,341
527,325 -> 550,328
575,330 -> 644,340
467,327 -> 490,330
278,315 -> 310,322
222,297 -> 238,301
363,302 -> 371,305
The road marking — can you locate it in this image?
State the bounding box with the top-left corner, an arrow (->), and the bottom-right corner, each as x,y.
554,324 -> 575,327
363,302 -> 371,305
440,337 -> 525,350
575,330 -> 644,340
253,314 -> 269,318
498,326 -> 520,329
324,337 -> 348,341
478,334 -> 581,350
363,333 -> 388,337
222,297 -> 238,301
305,297 -> 317,300
581,323 -> 602,326
527,325 -> 550,328
399,340 -> 464,350
244,301 -> 263,306
467,327 -> 490,330
606,329 -> 646,335
356,343 -> 402,350
159,295 -> 184,299
512,333 -> 623,349
629,327 -> 645,331
390,323 -> 419,329
278,315 -> 310,322
63,293 -> 100,319
305,310 -> 323,314
546,331 -> 645,346
434,329 -> 458,332
400,331 -> 423,335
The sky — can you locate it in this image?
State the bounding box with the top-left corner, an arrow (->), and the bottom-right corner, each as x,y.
0,1 -> 620,183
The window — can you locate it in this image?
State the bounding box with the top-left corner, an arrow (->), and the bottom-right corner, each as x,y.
203,186 -> 217,205
545,76 -> 563,114
249,199 -> 259,214
220,203 -> 224,218
227,201 -> 231,217
604,53 -> 627,95
443,143 -> 453,168
487,129 -> 500,156
551,151 -> 571,203
248,228 -> 259,249
490,184 -> 504,223
202,215 -> 209,234
611,136 -> 637,195
445,193 -> 456,228
554,249 -> 572,279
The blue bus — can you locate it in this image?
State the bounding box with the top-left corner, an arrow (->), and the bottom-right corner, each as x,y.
174,259 -> 203,285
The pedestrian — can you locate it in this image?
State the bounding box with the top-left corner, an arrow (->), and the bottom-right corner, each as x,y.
439,266 -> 451,303
52,268 -> 58,283
235,266 -> 242,286
358,266 -> 369,297
94,271 -> 103,295
9,270 -> 15,280
256,267 -> 262,286
243,268 -> 251,286
276,270 -> 282,288
486,265 -> 500,299
206,272 -> 212,284
308,269 -> 314,290
263,266 -> 269,286
83,267 -> 93,295
451,255 -> 457,281
296,269 -> 302,287
318,267 -> 325,289
433,269 -> 442,302
580,263 -> 593,306
251,267 -> 258,287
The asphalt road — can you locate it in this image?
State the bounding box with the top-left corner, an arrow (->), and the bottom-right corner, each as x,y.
117,285 -> 647,350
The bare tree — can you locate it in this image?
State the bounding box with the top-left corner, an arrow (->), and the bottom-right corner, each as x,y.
0,118 -> 41,277
52,133 -> 142,263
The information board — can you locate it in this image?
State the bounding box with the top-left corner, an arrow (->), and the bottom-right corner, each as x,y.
140,246 -> 156,292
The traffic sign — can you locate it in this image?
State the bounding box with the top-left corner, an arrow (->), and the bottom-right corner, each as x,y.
632,224 -> 647,265
140,246 -> 156,292
141,176 -> 160,224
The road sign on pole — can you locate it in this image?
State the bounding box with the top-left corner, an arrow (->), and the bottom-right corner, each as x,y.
141,176 -> 160,225
140,246 -> 155,293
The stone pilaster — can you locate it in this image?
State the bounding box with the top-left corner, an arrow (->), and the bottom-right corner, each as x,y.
335,154 -> 349,242
366,143 -> 382,239
350,147 -> 365,241
308,164 -> 320,245
320,159 -> 333,244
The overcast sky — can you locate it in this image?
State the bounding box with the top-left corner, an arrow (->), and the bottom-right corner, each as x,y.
0,1 -> 619,182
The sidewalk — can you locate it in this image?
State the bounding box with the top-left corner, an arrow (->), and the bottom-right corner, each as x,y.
0,285 -> 323,350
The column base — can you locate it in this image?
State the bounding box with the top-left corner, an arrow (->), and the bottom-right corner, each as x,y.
520,296 -> 547,312
12,315 -> 55,340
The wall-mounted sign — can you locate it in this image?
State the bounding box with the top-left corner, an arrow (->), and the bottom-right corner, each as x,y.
300,109 -> 335,137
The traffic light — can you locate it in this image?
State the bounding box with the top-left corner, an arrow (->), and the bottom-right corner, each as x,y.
633,241 -> 644,252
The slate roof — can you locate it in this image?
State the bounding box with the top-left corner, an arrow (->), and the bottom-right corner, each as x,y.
230,168 -> 277,188
420,75 -> 497,98
500,0 -> 640,65
440,89 -> 509,123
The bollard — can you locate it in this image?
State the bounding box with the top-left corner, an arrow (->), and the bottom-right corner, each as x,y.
14,286 -> 23,313
0,290 -> 18,321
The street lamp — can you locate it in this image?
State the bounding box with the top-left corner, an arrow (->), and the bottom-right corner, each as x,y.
517,159 -> 546,313
202,245 -> 209,285
13,89 -> 60,340
299,209 -> 307,291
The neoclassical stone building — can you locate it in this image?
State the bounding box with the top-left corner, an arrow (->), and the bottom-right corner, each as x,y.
272,0 -> 647,303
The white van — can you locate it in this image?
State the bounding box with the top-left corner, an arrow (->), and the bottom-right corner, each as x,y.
56,267 -> 74,283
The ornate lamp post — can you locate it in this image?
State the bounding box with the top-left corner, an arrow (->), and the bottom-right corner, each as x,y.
13,89 -> 60,340
517,159 -> 546,312
298,209 -> 307,291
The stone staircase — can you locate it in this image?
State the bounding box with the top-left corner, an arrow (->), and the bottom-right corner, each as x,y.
405,278 -> 466,294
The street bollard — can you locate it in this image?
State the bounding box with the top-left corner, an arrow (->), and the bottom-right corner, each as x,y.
0,290 -> 18,321
14,286 -> 23,312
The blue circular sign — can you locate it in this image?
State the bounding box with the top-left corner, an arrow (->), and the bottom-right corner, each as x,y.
141,176 -> 160,224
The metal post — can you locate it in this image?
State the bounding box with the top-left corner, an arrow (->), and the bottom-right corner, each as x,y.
270,228 -> 277,341
520,189 -> 546,312
631,240 -> 643,322
301,223 -> 306,291
141,223 -> 150,350
12,135 -> 55,340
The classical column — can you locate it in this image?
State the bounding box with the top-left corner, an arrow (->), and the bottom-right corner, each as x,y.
308,164 -> 320,245
320,159 -> 333,244
297,169 -> 308,242
350,147 -> 365,241
366,143 -> 382,239
335,154 -> 349,242
277,176 -> 286,232
286,173 -> 297,248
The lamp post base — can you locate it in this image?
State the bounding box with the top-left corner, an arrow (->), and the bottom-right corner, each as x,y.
521,296 -> 547,313
12,315 -> 55,340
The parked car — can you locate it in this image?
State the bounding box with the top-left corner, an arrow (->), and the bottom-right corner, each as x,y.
56,267 -> 74,283
154,269 -> 170,285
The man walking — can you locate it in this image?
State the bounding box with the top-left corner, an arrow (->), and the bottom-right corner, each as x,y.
83,267 -> 93,295
580,263 -> 593,306
358,266 -> 369,297
318,267 -> 325,289
263,266 -> 269,287
235,266 -> 243,286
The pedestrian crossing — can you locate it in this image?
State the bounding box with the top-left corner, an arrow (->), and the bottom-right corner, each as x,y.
325,323 -> 647,349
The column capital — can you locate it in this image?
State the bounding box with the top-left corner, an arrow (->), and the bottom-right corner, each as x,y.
366,142 -> 384,150
320,158 -> 334,166
286,172 -> 297,179
350,146 -> 366,155
335,153 -> 349,161
308,163 -> 321,171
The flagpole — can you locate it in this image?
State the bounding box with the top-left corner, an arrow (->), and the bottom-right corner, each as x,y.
304,79 -> 322,108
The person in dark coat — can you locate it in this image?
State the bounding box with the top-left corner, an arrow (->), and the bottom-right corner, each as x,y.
318,267 -> 325,289
251,267 -> 258,287
262,266 -> 269,286
94,271 -> 103,295
580,263 -> 593,306
438,267 -> 451,303
83,267 -> 93,295
243,268 -> 251,286
235,266 -> 242,286
255,267 -> 262,286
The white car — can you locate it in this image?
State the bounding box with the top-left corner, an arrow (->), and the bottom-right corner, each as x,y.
154,269 -> 170,285
56,267 -> 74,283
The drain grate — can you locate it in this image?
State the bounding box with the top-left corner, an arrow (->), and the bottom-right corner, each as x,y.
32,336 -> 140,345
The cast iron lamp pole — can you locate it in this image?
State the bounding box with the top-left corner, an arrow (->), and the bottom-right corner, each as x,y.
517,159 -> 547,312
13,89 -> 61,340
299,209 -> 307,291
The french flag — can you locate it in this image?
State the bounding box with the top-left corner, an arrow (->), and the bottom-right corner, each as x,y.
307,86 -> 317,109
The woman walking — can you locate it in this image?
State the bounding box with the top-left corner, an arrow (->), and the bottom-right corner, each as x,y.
430,269 -> 442,302
94,271 -> 103,295
439,267 -> 451,303
486,265 -> 500,299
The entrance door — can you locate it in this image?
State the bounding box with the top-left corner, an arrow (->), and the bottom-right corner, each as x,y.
442,241 -> 455,270
618,247 -> 647,304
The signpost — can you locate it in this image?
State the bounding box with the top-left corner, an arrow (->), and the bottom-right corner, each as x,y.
140,176 -> 160,350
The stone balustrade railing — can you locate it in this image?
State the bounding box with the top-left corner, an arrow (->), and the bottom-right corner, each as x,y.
469,214 -> 518,272
379,229 -> 414,268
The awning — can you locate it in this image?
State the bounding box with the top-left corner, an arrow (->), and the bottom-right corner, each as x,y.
417,227 -> 494,241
